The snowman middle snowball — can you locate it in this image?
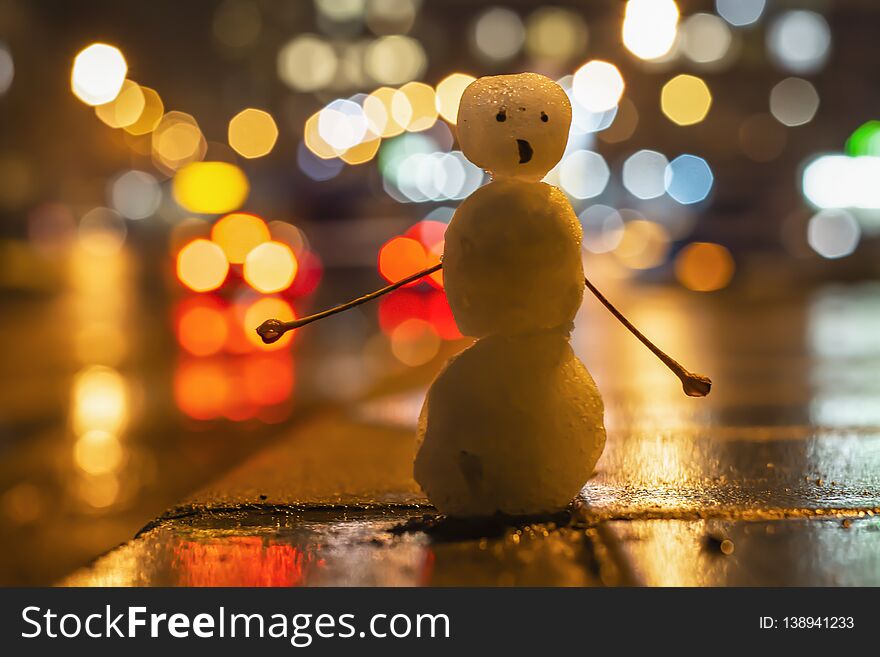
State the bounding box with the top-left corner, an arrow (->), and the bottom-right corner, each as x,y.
414,73 -> 607,516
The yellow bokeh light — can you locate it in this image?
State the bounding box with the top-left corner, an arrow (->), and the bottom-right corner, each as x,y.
661,74 -> 712,126
71,365 -> 129,436
364,35 -> 426,85
364,86 -> 408,138
172,161 -> 249,215
674,242 -> 734,292
435,73 -> 476,124
74,429 -> 124,475
228,108 -> 279,159
243,241 -> 298,294
526,7 -> 588,61
176,238 -> 229,292
304,112 -> 342,159
613,220 -> 670,269
211,212 -> 270,264
572,60 -> 625,113
71,43 -> 127,106
622,0 -> 679,61
340,136 -> 382,165
394,81 -> 437,132
123,86 -> 164,135
390,318 -> 441,367
152,111 -> 206,172
277,35 -> 337,92
95,80 -> 145,128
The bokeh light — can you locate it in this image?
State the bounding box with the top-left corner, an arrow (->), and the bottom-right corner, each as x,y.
173,359 -> 232,420
152,111 -> 207,172
172,161 -> 249,215
558,150 -> 609,200
277,35 -> 337,91
572,60 -> 624,113
846,121 -> 880,158
674,242 -> 735,291
177,239 -> 229,292
228,108 -> 278,159
71,365 -> 129,436
599,97 -> 638,144
800,155 -> 880,210
110,170 -> 161,220
211,212 -> 270,264
365,86 -> 406,138
661,75 -> 712,126
664,154 -> 714,205
395,82 -> 437,132
74,430 -> 123,476
807,209 -> 861,259
579,204 -> 624,254
123,86 -> 164,135
435,73 -> 476,124
614,220 -> 670,270
95,80 -> 145,128
390,318 -> 441,367
379,236 -> 429,284
623,150 -> 669,200
680,13 -> 733,66
622,0 -> 679,61
0,41 -> 12,95
366,0 -> 418,36
319,99 -> 369,151
297,141 -> 343,181
176,297 -> 229,357
243,241 -> 298,293
71,43 -> 127,106
471,7 -> 525,63
715,0 -> 765,27
525,7 -> 587,62
767,10 -> 831,74
365,35 -> 426,85
78,207 -> 127,256
769,78 -> 819,127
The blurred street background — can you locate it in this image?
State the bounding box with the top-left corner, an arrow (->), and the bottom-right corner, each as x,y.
2,0 -> 880,585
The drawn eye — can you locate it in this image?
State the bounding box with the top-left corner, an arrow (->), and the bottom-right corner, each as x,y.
496,110 -> 507,122
541,112 -> 549,123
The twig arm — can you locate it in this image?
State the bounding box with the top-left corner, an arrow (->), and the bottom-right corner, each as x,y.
256,263 -> 442,343
583,276 -> 712,397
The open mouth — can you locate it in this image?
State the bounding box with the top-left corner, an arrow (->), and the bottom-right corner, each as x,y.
516,139 -> 533,164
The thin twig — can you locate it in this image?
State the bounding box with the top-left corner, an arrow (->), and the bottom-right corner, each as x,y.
256,262 -> 712,397
256,263 -> 442,343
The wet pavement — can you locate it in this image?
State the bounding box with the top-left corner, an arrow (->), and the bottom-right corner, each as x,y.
60,280 -> 880,586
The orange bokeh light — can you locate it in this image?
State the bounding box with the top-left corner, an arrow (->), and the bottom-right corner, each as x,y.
378,236 -> 430,285
242,353 -> 295,406
173,358 -> 231,420
177,239 -> 229,292
243,296 -> 296,351
674,242 -> 735,292
175,297 -> 229,356
211,213 -> 270,264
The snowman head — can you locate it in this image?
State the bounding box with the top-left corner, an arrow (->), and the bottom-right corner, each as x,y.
456,72 -> 572,182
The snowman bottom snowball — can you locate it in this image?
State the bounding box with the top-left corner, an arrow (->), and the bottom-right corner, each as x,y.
414,329 -> 606,517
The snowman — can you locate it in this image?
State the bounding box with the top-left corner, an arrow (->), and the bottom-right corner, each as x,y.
257,73 -> 711,517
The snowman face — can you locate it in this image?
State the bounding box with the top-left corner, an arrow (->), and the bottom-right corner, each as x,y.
456,73 -> 572,182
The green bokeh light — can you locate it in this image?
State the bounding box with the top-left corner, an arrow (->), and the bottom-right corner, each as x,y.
845,120 -> 880,156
